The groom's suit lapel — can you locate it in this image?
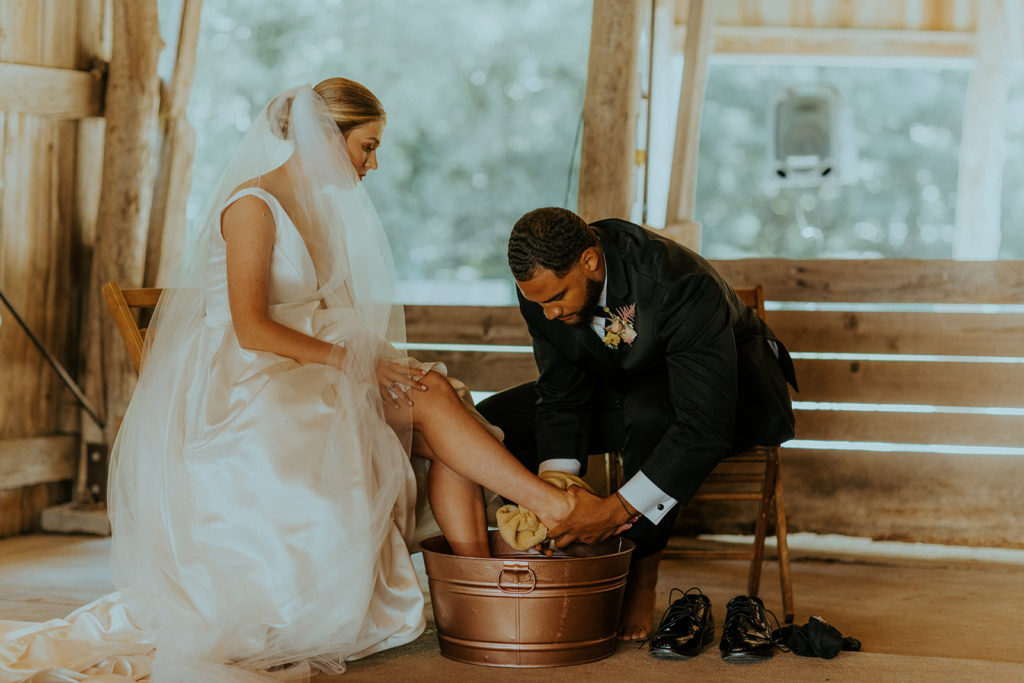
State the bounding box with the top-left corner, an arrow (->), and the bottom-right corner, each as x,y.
597,226 -> 633,320
575,226 -> 634,366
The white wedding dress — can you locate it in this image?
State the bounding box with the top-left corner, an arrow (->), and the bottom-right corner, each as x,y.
0,188 -> 430,682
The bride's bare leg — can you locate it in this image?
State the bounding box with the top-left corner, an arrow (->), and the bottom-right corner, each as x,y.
411,432 -> 491,555
408,372 -> 572,529
425,456 -> 490,557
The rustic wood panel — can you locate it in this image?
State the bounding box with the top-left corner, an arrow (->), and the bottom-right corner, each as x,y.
0,480 -> 71,538
0,436 -> 77,489
793,358 -> 1024,407
1,115 -> 52,436
768,310 -> 1024,356
420,351 -> 538,393
404,287 -> 759,345
408,307 -> 1024,357
405,305 -> 529,345
711,258 -> 1024,304
793,409 -> 1024,447
781,449 -> 1024,547
0,0 -> 42,64
682,449 -> 1024,547
45,0 -> 81,67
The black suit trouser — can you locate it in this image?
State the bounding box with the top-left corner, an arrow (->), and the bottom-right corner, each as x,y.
476,381 -> 683,559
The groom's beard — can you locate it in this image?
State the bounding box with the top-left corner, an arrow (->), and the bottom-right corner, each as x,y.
568,277 -> 605,330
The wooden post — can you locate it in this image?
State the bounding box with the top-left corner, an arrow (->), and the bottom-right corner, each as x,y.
145,0 -> 203,287
663,0 -> 716,251
953,0 -> 1012,260
642,0 -> 676,229
80,0 -> 163,501
577,0 -> 643,223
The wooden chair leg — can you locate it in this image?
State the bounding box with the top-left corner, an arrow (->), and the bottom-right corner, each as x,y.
746,448 -> 777,598
774,470 -> 795,623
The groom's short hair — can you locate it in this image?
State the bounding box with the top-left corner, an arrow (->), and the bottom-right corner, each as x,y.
508,207 -> 596,281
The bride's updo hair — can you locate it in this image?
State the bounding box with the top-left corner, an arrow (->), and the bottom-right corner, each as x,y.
270,78 -> 386,139
314,77 -> 386,135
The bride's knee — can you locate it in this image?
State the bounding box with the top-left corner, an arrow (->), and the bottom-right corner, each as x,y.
412,372 -> 462,414
419,371 -> 458,397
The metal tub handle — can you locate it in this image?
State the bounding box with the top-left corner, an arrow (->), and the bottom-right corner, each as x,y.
497,561 -> 537,593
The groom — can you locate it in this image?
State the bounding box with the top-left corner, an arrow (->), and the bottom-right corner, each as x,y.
477,207 -> 798,639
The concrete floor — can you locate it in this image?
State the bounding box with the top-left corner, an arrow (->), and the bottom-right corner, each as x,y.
2,534 -> 1023,682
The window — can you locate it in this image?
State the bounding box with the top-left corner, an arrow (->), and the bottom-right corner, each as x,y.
164,0 -> 592,304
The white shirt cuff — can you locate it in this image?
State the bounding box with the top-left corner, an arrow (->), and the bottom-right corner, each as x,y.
538,459 -> 582,476
618,471 -> 677,524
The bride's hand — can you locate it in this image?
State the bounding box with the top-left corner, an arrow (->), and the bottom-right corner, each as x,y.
375,361 -> 429,408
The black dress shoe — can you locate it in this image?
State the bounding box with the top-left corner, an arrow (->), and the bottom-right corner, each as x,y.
719,595 -> 778,663
644,587 -> 714,660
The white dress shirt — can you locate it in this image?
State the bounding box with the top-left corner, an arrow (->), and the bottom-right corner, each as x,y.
538,273 -> 678,525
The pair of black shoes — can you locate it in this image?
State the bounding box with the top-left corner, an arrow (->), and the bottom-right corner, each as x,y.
644,589 -> 778,663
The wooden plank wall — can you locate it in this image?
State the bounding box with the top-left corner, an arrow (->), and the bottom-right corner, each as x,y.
406,258 -> 1024,548
711,259 -> 1024,548
0,0 -> 108,537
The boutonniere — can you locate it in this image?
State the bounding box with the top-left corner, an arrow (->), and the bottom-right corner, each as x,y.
602,303 -> 638,349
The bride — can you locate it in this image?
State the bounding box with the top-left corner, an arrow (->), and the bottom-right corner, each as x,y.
0,79 -> 573,681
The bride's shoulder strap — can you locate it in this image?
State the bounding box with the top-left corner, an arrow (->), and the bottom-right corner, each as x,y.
222,186 -> 282,215
219,187 -> 282,239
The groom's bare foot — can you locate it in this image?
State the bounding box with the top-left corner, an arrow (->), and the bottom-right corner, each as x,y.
617,551 -> 661,640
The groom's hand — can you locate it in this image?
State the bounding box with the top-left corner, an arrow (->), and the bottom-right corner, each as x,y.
547,487 -> 637,549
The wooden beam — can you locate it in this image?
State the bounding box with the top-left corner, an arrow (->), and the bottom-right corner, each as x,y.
793,358 -> 1024,407
710,258 -> 1024,303
405,305 -> 529,345
768,310 -> 1024,357
419,351 -> 538,393
954,0 -> 1011,259
162,0 -> 203,118
0,436 -> 77,490
794,409 -> 1024,448
577,0 -> 643,223
663,0 -> 716,250
0,63 -> 103,117
675,25 -> 977,60
81,0 -> 163,490
146,0 -> 203,286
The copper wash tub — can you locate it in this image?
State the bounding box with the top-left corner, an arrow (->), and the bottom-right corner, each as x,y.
420,530 -> 635,668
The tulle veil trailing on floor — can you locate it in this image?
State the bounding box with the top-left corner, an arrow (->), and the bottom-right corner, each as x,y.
1,85 -> 428,682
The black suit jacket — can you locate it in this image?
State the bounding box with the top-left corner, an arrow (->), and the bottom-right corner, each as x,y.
519,219 -> 798,504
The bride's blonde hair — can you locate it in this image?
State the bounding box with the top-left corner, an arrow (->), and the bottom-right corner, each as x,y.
315,77 -> 386,135
272,77 -> 386,139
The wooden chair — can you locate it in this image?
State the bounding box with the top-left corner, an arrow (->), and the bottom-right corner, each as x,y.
660,284 -> 794,623
100,282 -> 163,372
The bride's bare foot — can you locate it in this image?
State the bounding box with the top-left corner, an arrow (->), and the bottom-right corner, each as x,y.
617,551 -> 661,640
